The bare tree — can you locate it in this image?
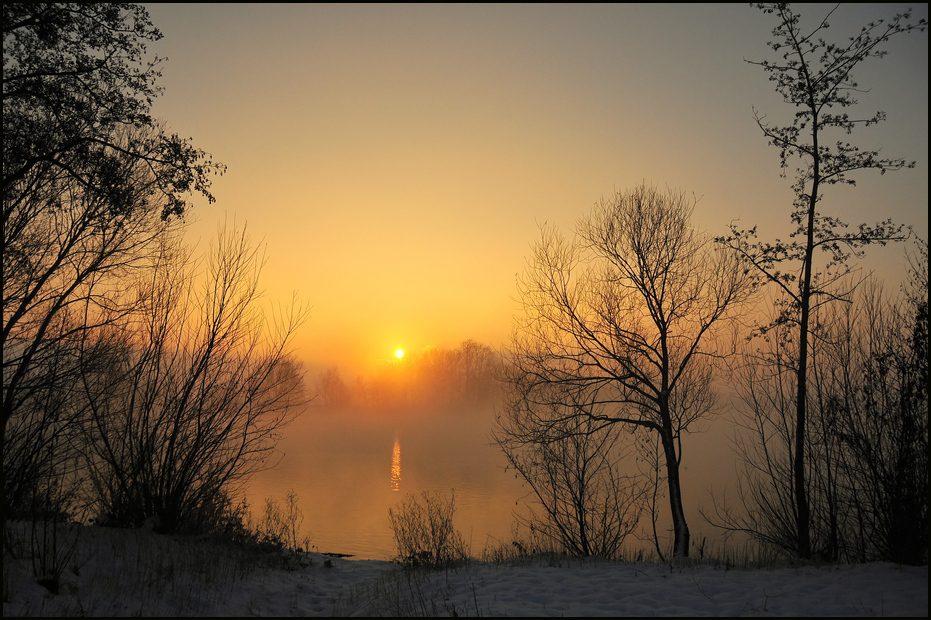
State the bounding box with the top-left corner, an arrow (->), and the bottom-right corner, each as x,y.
817,241 -> 927,564
1,127 -> 188,519
2,4 -> 222,518
717,3 -> 926,559
79,223 -> 308,533
2,334 -> 88,521
710,245 -> 927,564
494,383 -> 645,559
499,183 -> 753,558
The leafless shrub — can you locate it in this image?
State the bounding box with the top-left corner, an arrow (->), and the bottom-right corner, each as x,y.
80,223 -> 309,534
251,489 -> 309,552
388,490 -> 468,567
494,388 -> 645,559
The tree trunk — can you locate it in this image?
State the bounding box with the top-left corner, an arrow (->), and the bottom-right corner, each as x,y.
796,274 -> 812,559
794,127 -> 820,561
660,424 -> 690,558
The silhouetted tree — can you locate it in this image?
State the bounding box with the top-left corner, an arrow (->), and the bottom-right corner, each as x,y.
500,183 -> 753,558
824,240 -> 927,564
711,242 -> 927,564
79,223 -> 308,533
494,383 -> 645,559
2,4 -> 223,518
2,4 -> 221,216
718,3 -> 926,559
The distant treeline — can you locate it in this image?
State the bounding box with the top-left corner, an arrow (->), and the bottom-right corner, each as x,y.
315,340 -> 503,411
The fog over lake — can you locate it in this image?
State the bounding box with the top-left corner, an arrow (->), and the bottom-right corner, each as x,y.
245,387 -> 746,561
246,402 -> 528,560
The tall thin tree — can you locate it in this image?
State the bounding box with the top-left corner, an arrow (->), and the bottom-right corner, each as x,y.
718,3 -> 926,559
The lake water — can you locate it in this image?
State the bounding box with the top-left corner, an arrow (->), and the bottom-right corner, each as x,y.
245,403 -> 528,560
245,397 -> 744,561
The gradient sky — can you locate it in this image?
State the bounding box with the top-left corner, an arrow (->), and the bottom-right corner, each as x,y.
143,3 -> 928,378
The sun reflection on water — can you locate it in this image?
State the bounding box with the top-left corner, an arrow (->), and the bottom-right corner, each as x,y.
390,436 -> 401,491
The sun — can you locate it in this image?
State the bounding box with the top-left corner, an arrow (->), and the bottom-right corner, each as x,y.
395,349 -> 404,359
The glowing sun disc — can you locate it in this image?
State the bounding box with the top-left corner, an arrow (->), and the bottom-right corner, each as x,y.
395,349 -> 405,359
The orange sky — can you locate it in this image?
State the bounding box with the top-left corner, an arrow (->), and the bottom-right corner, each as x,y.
144,3 -> 928,379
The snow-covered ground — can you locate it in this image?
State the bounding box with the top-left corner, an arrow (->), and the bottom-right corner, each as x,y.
3,522 -> 927,616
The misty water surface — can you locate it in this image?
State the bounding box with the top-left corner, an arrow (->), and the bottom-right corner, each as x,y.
246,404 -> 528,560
